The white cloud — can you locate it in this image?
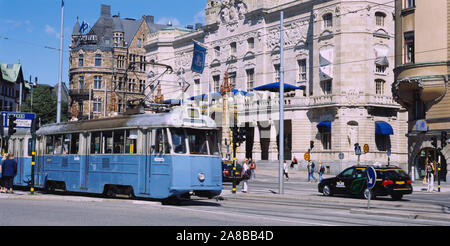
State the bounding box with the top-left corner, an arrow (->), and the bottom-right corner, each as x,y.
193,10 -> 205,24
45,24 -> 59,38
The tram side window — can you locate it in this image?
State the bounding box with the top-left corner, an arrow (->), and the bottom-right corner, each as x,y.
171,128 -> 186,154
153,128 -> 170,154
63,134 -> 71,154
103,131 -> 113,154
186,129 -> 208,155
125,129 -> 137,154
46,136 -> 54,154
113,130 -> 125,154
54,135 -> 63,155
206,130 -> 220,156
70,133 -> 79,154
91,132 -> 101,154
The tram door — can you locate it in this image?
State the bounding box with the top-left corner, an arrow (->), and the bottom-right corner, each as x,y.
149,128 -> 171,198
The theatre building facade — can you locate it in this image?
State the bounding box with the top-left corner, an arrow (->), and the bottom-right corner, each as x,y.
145,0 -> 408,173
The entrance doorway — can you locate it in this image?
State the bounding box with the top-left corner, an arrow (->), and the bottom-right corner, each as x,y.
414,148 -> 447,181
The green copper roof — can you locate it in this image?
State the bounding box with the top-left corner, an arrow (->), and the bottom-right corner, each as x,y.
0,62 -> 22,83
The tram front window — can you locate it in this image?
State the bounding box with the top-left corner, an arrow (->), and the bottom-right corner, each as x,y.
207,130 -> 220,156
186,129 -> 208,155
171,129 -> 186,154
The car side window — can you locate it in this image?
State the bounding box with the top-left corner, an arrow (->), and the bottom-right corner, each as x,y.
340,168 -> 354,177
355,169 -> 365,178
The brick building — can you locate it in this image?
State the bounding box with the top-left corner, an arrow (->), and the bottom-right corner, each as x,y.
69,4 -> 166,120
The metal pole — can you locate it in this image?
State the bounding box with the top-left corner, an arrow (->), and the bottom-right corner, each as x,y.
56,0 -> 65,123
438,151 -> 441,192
279,11 -> 285,195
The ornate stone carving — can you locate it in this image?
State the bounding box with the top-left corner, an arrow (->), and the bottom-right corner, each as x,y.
219,0 -> 248,32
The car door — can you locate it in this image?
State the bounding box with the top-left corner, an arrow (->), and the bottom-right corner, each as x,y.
335,167 -> 355,194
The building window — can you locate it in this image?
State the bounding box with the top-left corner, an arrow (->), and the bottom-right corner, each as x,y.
230,42 -> 237,54
246,69 -> 254,91
94,76 -> 102,89
375,79 -> 385,95
95,54 -> 102,67
78,54 -> 84,67
321,80 -> 332,95
247,38 -> 254,50
79,76 -> 85,89
323,13 -> 333,29
375,134 -> 391,151
404,0 -> 415,8
318,126 -> 332,150
274,64 -> 280,82
93,98 -> 102,113
404,32 -> 415,63
139,80 -> 145,93
229,72 -> 236,88
375,12 -> 386,26
213,75 -> 220,92
194,79 -> 201,96
298,59 -> 307,82
214,46 -> 220,58
376,64 -> 387,74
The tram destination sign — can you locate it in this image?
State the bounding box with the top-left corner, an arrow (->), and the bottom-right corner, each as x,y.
1,112 -> 36,129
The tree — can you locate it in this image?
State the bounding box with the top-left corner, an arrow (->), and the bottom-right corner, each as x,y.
21,85 -> 68,125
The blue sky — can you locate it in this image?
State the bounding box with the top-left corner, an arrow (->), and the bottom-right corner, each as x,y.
0,0 -> 207,86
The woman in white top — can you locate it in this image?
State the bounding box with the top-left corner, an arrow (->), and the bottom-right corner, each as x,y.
242,159 -> 249,193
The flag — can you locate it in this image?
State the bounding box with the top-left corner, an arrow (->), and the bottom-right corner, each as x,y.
191,41 -> 206,74
62,0 -> 64,7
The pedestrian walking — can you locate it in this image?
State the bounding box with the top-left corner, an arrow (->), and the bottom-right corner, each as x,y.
0,153 -> 8,193
318,161 -> 325,182
249,158 -> 256,179
241,159 -> 250,193
426,160 -> 435,192
307,161 -> 317,182
283,160 -> 289,181
1,153 -> 17,194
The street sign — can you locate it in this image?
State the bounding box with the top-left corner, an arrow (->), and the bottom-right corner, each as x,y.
363,144 -> 369,154
355,145 -> 362,156
304,152 -> 310,161
338,152 -> 344,160
1,112 -> 35,129
386,151 -> 391,157
366,166 -> 377,190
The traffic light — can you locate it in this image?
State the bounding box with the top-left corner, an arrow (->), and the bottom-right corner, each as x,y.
310,141 -> 314,150
431,136 -> 438,148
441,131 -> 448,149
8,115 -> 17,137
239,127 -> 247,143
31,118 -> 39,134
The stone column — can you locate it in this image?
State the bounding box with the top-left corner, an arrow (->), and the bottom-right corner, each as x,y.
252,123 -> 261,161
268,121 -> 278,160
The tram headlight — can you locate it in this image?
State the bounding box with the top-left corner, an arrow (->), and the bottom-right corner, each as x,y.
198,173 -> 206,182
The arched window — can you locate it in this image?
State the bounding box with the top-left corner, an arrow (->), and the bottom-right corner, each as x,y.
323,13 -> 333,29
375,12 -> 386,26
375,79 -> 385,94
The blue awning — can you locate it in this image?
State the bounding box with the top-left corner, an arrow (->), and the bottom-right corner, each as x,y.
253,82 -> 304,93
317,121 -> 331,131
375,121 -> 394,135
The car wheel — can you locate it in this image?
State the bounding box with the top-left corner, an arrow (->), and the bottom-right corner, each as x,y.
322,185 -> 333,196
363,188 -> 374,200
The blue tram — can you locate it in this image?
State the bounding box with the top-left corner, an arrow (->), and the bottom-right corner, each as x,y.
6,128 -> 34,187
33,106 -> 223,200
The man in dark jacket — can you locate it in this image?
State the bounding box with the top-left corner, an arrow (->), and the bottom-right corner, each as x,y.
2,153 -> 17,194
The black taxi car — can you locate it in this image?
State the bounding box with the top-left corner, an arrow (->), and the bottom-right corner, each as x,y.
222,160 -> 242,185
318,165 -> 412,200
